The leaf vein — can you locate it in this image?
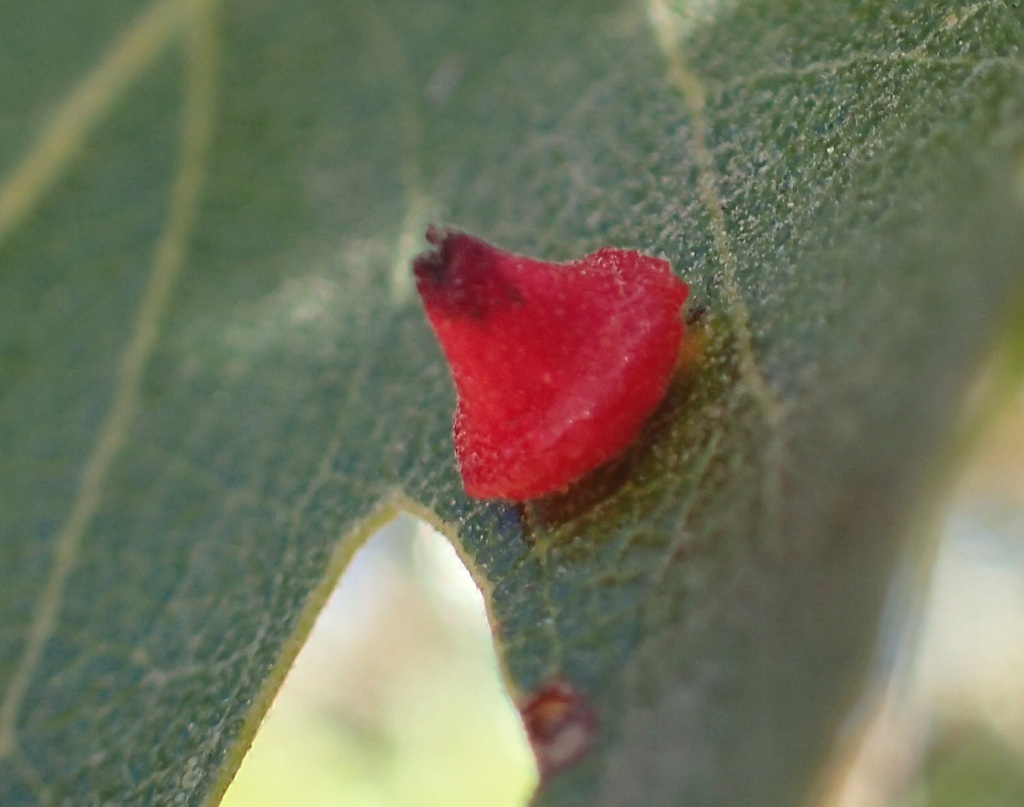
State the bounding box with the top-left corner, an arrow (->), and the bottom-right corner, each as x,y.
647,0 -> 786,431
705,52 -> 1021,98
0,0 -> 203,251
0,0 -> 218,761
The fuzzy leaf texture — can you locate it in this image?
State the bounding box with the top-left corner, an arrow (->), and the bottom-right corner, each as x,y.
2,1 -> 1024,806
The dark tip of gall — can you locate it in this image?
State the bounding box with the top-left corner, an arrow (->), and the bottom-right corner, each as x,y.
413,225 -> 456,287
412,246 -> 445,286
424,224 -> 448,246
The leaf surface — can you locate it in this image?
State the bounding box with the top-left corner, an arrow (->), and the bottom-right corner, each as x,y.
1,1 -> 1023,805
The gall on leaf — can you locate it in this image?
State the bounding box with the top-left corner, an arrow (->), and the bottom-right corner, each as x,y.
518,679 -> 597,780
413,226 -> 689,501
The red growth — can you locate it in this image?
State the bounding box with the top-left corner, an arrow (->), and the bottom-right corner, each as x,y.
519,679 -> 597,780
413,226 -> 689,501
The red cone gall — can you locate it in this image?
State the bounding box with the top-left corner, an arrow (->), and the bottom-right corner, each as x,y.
413,226 -> 689,501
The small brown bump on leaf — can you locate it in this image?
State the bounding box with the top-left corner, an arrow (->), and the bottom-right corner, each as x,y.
519,679 -> 597,780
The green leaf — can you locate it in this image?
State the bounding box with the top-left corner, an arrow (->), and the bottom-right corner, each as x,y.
2,0 -> 1024,805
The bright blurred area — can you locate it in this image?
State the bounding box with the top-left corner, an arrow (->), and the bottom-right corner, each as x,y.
221,386 -> 1024,807
833,383 -> 1024,807
219,515 -> 537,807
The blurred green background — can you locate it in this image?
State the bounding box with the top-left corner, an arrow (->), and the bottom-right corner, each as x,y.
221,385 -> 1024,807
220,514 -> 537,807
